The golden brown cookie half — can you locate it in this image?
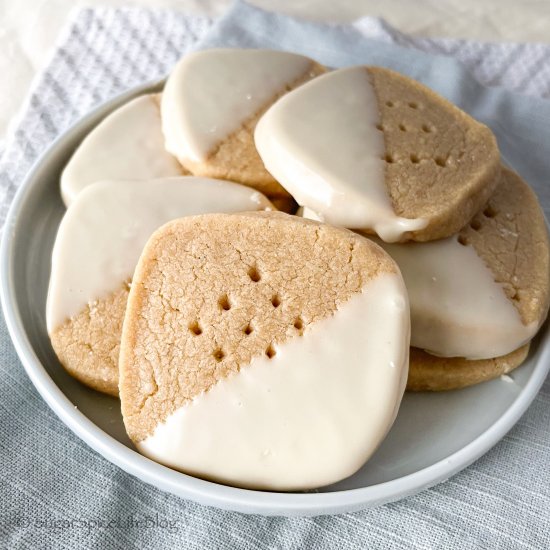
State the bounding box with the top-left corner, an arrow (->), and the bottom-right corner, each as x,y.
368,67 -> 501,241
51,285 -> 129,396
407,344 -> 530,391
457,166 -> 550,328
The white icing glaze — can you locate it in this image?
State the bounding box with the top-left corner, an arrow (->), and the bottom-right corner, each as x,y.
300,206 -> 322,221
255,66 -> 427,243
161,48 -> 313,162
61,94 -> 182,206
137,273 -> 410,491
376,236 -> 538,359
47,177 -> 272,333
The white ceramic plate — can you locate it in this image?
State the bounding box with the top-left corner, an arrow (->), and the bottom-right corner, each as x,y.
2,81 -> 549,517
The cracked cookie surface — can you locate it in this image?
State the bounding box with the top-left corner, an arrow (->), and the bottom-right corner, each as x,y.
407,167 -> 549,390
119,211 -> 398,443
456,167 -> 549,326
51,285 -> 129,396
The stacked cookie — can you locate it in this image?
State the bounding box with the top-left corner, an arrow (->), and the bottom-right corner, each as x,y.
47,48 -> 549,491
254,64 -> 549,390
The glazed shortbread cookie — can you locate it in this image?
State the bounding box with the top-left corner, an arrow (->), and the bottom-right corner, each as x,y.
256,66 -> 500,242
161,49 -> 326,199
61,94 -> 185,206
119,213 -> 410,490
377,168 -> 549,389
47,178 -> 272,396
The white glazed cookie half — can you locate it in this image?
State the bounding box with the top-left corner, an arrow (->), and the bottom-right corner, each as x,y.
255,65 -> 500,242
119,212 -> 410,491
61,94 -> 185,206
47,177 -> 273,395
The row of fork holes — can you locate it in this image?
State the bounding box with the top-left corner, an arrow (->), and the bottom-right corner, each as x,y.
376,122 -> 433,134
219,265 -> 280,313
457,203 -> 518,302
211,343 -> 277,362
457,206 -> 498,246
384,153 -> 448,167
386,100 -> 419,109
383,100 -> 435,134
196,314 -> 303,337
379,101 -> 445,164
214,343 -> 274,361
193,321 -> 300,361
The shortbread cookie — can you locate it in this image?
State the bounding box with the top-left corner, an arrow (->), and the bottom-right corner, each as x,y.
407,345 -> 530,391
61,94 -> 186,206
119,212 -> 409,491
161,48 -> 326,199
376,167 -> 549,362
47,178 -> 272,396
256,65 -> 500,242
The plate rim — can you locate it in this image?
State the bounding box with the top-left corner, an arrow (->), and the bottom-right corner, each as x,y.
1,81 -> 549,517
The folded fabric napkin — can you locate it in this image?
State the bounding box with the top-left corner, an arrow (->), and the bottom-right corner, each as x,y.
1,2 -> 549,548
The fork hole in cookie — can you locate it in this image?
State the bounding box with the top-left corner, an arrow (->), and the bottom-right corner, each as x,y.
386,100 -> 394,107
408,101 -> 419,109
219,294 -> 231,311
376,123 -> 384,131
434,156 -> 447,167
483,205 -> 498,218
421,124 -> 433,133
213,348 -> 225,362
265,345 -> 276,359
188,321 -> 202,336
470,219 -> 482,231
457,235 -> 469,246
293,317 -> 304,331
399,124 -> 407,132
243,323 -> 253,336
248,266 -> 261,282
410,153 -> 420,164
271,295 -> 281,308
384,153 -> 395,164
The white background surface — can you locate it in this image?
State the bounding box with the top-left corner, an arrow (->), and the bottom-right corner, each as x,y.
2,0 -> 550,147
